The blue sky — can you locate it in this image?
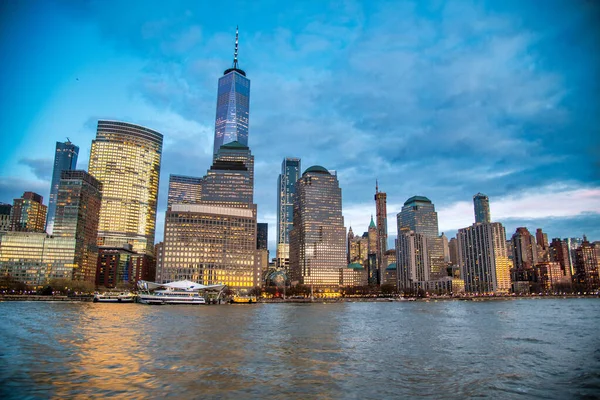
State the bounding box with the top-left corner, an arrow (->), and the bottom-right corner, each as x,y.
1,0 -> 599,254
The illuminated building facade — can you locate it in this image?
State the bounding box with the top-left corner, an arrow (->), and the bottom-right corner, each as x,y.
213,28 -> 250,156
549,238 -> 573,282
167,175 -> 202,207
473,192 -> 491,224
375,182 -> 388,283
276,157 -> 301,272
0,232 -> 76,286
574,238 -> 599,290
347,227 -> 369,266
89,120 -> 163,256
340,263 -> 368,287
289,166 -> 346,288
511,227 -> 538,288
53,170 -> 102,283
382,249 -> 397,286
10,192 -> 47,233
457,222 -> 511,294
154,242 -> 165,283
95,245 -> 154,288
163,204 -> 259,289
46,140 -> 78,234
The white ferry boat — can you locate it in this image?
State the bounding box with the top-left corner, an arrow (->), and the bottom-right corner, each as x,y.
93,292 -> 136,303
137,280 -> 226,305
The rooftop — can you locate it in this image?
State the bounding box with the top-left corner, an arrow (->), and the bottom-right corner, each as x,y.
303,165 -> 330,175
404,195 -> 432,206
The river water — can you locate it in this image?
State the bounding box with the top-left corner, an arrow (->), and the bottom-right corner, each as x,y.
0,299 -> 598,399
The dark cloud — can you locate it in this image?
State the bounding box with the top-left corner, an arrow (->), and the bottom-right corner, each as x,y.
18,158 -> 53,181
0,177 -> 50,204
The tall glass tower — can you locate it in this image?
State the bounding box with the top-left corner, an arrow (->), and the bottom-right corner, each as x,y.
88,120 -> 163,256
289,166 -> 346,288
46,140 -> 78,234
473,192 -> 491,224
276,157 -> 301,271
213,27 -> 250,157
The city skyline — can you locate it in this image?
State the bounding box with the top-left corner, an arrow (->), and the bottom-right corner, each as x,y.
1,1 -> 599,255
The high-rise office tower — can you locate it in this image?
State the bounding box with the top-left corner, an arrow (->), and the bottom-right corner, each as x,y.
397,196 -> 439,237
374,181 -> 388,284
397,196 -> 445,279
46,140 -> 78,234
257,222 -> 268,250
457,222 -> 511,294
512,227 -> 538,270
276,157 -> 301,272
549,238 -> 572,282
167,175 -> 203,207
213,27 -> 250,157
88,120 -> 163,256
396,230 -> 429,291
347,226 -> 369,266
162,143 -> 259,290
535,228 -> 548,249
0,203 -> 11,232
53,170 -> 102,282
574,237 -> 599,290
201,142 -> 254,204
473,192 -> 491,224
10,192 -> 47,232
289,166 -> 346,288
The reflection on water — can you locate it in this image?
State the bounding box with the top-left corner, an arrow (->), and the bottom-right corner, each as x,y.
0,299 -> 599,399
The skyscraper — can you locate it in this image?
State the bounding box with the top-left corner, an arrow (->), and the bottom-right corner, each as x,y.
397,196 -> 445,278
46,140 -> 78,234
257,222 -> 268,251
88,120 -> 163,256
473,192 -> 491,224
201,142 -> 254,204
53,170 -> 102,282
397,196 -> 439,238
289,166 -> 346,288
213,27 -> 250,156
276,157 -> 301,272
511,227 -> 538,290
396,230 -> 429,291
457,222 -> 511,294
375,181 -> 388,283
167,175 -> 203,207
574,237 -> 599,290
10,192 -> 47,233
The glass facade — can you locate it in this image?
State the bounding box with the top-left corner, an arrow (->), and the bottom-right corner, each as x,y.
457,222 -> 511,294
0,232 -> 76,286
46,141 -> 78,234
276,158 -> 301,270
473,192 -> 491,224
257,222 -> 268,250
10,192 -> 47,233
201,143 -> 254,204
0,203 -> 12,232
167,175 -> 203,207
213,71 -> 250,156
53,170 -> 102,283
88,120 -> 163,256
289,166 -> 346,288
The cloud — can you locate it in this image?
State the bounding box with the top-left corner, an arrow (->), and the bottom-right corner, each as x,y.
0,177 -> 50,204
18,158 -> 53,181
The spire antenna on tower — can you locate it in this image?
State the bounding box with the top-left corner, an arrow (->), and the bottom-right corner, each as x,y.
233,26 -> 239,69
376,179 -> 379,193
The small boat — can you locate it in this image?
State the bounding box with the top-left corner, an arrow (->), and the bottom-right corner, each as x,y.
230,295 -> 256,304
93,292 -> 136,303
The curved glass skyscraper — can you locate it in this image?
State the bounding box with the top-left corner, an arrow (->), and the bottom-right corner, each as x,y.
213,28 -> 250,157
88,120 -> 163,256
